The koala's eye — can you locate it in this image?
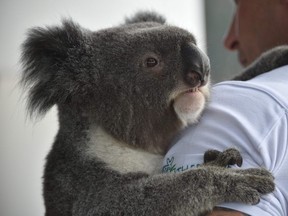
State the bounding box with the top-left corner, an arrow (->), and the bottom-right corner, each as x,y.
145,58 -> 158,67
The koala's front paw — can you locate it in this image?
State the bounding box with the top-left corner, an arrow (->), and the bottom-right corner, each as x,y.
235,167 -> 274,182
224,168 -> 275,205
204,148 -> 243,167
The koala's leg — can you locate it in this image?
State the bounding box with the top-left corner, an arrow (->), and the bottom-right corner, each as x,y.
71,165 -> 274,216
233,45 -> 288,81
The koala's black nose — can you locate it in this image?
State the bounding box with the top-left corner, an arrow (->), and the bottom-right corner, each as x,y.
181,43 -> 210,87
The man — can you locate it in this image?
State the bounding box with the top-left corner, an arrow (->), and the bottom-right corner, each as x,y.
163,0 -> 288,215
224,0 -> 288,67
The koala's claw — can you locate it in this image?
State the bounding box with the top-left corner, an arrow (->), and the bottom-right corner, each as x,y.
203,149 -> 221,163
222,168 -> 275,204
235,168 -> 275,180
246,175 -> 275,194
233,186 -> 260,205
204,148 -> 243,167
236,177 -> 274,204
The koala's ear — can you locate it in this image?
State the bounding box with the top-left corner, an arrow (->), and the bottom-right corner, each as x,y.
21,19 -> 86,116
125,11 -> 166,25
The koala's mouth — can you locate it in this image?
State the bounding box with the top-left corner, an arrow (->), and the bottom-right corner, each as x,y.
184,87 -> 200,93
169,85 -> 203,102
176,86 -> 203,99
168,78 -> 211,105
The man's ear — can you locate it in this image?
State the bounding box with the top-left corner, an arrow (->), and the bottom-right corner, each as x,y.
21,19 -> 87,116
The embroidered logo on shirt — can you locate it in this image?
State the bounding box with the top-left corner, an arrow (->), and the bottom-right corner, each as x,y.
162,156 -> 201,173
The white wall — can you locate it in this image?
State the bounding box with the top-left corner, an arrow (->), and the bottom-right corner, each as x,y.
0,1 -> 206,215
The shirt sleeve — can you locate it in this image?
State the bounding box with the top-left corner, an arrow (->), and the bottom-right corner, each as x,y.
164,80 -> 288,216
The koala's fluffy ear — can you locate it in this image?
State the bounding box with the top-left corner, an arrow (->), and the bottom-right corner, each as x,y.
21,19 -> 88,116
125,11 -> 166,25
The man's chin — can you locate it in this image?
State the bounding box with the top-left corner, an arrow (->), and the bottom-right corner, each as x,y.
238,53 -> 249,67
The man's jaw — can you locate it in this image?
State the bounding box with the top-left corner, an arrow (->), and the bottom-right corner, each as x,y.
238,52 -> 249,67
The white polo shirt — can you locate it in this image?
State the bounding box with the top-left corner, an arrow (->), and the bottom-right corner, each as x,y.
163,65 -> 288,216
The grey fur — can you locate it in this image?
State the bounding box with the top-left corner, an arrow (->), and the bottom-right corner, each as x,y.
233,45 -> 288,81
125,11 -> 166,25
21,12 -> 275,216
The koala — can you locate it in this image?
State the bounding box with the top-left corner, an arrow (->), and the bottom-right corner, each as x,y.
21,12 -> 275,216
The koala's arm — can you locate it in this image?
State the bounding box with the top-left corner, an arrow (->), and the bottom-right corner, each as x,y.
67,162 -> 274,216
233,45 -> 288,81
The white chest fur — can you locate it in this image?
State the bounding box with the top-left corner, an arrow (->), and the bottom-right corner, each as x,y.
86,126 -> 163,174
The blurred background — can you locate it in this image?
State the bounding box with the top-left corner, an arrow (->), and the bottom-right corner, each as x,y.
0,0 -> 242,215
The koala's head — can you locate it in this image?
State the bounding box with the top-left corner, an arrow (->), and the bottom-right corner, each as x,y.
21,11 -> 210,153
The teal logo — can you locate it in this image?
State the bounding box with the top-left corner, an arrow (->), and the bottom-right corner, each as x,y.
162,157 -> 201,173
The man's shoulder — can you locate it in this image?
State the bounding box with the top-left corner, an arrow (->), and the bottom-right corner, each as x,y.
250,64 -> 288,84
213,65 -> 288,109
